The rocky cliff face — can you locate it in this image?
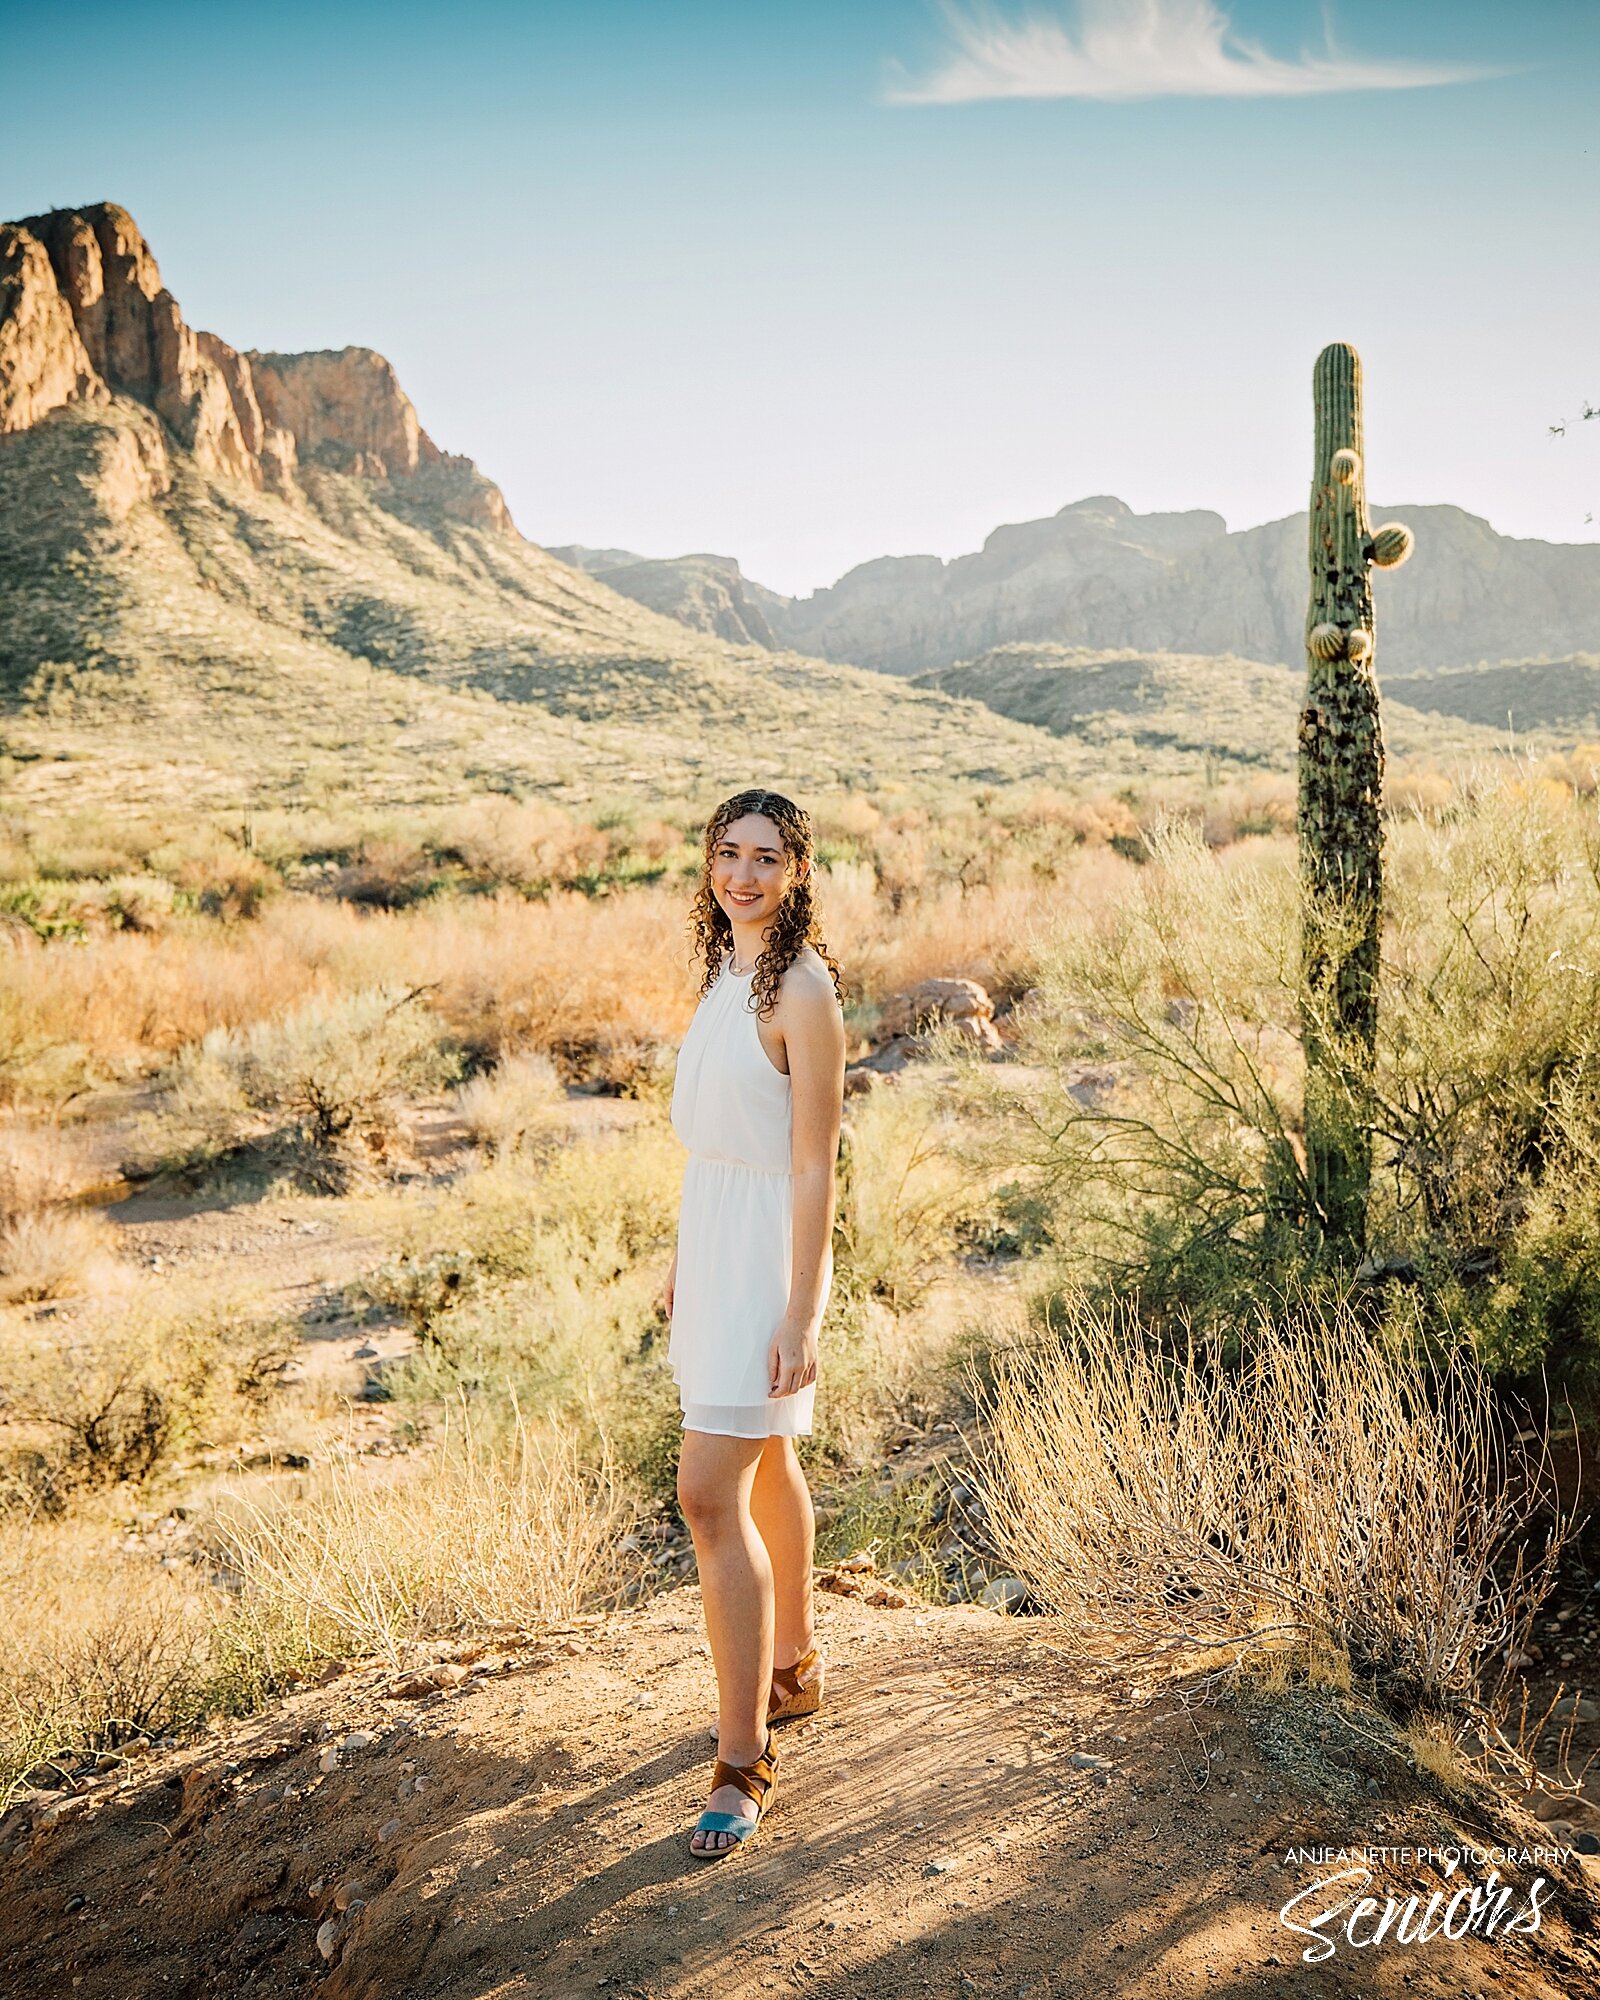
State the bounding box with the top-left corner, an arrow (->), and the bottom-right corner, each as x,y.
0,202 -> 513,531
546,548 -> 783,647
571,495 -> 1600,680
763,495 -> 1600,676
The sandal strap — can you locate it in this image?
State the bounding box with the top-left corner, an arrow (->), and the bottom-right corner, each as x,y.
770,1645 -> 820,1699
711,1737 -> 778,1807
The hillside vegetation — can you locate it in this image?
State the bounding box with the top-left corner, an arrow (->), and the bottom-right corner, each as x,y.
0,205 -> 1088,821
915,643 -> 1505,772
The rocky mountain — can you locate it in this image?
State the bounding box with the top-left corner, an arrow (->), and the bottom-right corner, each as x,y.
0,204 -> 508,528
0,203 -> 1093,816
547,546 -> 784,648
583,495 -> 1600,683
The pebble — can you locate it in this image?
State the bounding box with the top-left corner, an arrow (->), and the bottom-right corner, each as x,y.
925,1857 -> 955,1876
1068,1752 -> 1112,1772
1580,1833 -> 1600,1857
341,1731 -> 377,1753
1552,1696 -> 1599,1722
64,1894 -> 86,1914
379,1818 -> 402,1843
318,1747 -> 340,1774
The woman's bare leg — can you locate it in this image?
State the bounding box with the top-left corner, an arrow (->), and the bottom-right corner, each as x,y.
678,1429 -> 771,1855
750,1435 -> 816,1669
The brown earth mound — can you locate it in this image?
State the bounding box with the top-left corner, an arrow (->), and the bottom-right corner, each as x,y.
5,1583 -> 1600,1998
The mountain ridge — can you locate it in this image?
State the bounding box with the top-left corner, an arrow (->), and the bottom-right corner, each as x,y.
0,203 -> 1103,815
572,493 -> 1600,679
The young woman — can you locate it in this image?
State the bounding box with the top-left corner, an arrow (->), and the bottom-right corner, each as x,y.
662,789 -> 846,1860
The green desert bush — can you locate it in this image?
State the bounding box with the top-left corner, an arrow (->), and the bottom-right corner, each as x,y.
834,1073 -> 994,1310
0,1299 -> 296,1509
961,819 -> 1308,1328
357,1126 -> 682,1486
973,775 -> 1600,1381
145,984 -> 460,1188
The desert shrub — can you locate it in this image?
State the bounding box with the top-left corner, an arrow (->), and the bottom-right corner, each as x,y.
145,985 -> 459,1188
834,1072 -> 993,1310
811,1461 -> 946,1575
0,1125 -> 122,1301
0,1123 -> 98,1214
353,1122 -> 701,1501
25,812 -> 159,882
961,819 -> 1308,1327
173,847 -> 280,921
0,1523 -> 222,1806
979,777 -> 1600,1376
433,796 -> 610,893
212,1402 -> 639,1666
1442,1069 -> 1600,1382
0,1301 -> 297,1508
968,1294 -> 1565,1722
0,1209 -> 122,1304
1374,777 -> 1600,1250
329,834 -> 444,908
453,1050 -> 567,1154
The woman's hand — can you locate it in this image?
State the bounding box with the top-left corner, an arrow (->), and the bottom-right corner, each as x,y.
767,1309 -> 820,1400
662,1250 -> 677,1320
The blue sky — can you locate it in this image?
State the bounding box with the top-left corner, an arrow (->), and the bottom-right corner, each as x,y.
2,0 -> 1595,594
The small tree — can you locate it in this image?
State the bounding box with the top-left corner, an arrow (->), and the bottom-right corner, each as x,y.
1298,343 -> 1414,1253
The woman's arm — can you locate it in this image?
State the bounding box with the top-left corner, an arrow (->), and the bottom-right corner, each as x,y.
769,956 -> 845,1397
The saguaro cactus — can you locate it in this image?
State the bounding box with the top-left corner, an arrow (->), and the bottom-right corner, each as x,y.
1298,343 -> 1413,1253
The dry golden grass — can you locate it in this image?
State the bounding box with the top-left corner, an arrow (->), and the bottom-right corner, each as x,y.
213,1402 -> 639,1669
0,823 -> 1109,1107
0,1516 -> 223,1806
0,1124 -> 124,1301
0,1209 -> 124,1305
966,1293 -> 1566,1719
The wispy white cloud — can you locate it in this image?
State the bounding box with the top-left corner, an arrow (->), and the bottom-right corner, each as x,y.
886,0 -> 1502,105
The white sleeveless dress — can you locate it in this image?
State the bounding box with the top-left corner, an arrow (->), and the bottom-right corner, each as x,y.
668,950 -> 829,1438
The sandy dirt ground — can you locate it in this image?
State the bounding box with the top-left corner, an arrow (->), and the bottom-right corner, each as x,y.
5,1578 -> 1600,2000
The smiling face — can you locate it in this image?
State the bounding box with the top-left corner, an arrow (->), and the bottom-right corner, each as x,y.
710,812 -> 804,932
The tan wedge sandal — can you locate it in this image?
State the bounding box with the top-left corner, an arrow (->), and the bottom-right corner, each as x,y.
688,1731 -> 779,1860
708,1644 -> 826,1743
767,1642 -> 825,1723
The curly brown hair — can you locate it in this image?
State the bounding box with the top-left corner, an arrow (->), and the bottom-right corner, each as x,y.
687,790 -> 845,1019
